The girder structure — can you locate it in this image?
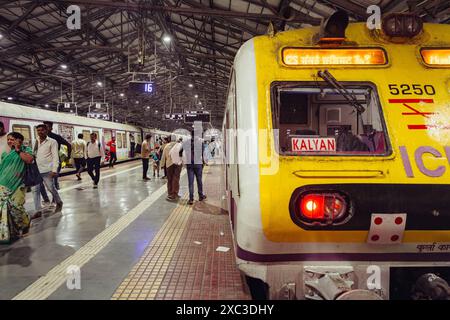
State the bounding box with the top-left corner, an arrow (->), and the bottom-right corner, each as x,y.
0,0 -> 448,130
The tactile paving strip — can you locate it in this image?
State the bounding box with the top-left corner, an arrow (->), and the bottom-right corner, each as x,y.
112,167 -> 250,300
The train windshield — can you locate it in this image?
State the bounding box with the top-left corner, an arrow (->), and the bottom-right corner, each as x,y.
272,83 -> 390,156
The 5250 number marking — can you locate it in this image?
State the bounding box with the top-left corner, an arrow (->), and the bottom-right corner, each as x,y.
388,84 -> 436,95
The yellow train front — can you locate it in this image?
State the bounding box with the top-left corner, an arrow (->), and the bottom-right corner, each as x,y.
224,12 -> 450,300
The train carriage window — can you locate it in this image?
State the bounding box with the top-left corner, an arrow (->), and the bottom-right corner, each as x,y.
272,83 -> 391,156
123,133 -> 128,148
117,133 -> 123,148
12,124 -> 32,147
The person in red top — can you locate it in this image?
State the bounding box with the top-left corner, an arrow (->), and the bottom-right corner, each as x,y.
106,136 -> 117,168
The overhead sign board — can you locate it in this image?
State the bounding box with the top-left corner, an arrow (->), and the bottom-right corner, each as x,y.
164,113 -> 184,121
87,112 -> 110,120
184,110 -> 211,123
129,81 -> 155,94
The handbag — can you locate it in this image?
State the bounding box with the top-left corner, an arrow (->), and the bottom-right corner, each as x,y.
0,201 -> 19,244
23,159 -> 43,187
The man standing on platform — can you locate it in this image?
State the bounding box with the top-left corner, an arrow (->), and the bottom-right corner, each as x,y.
141,134 -> 152,181
86,133 -> 104,189
0,121 -> 9,164
106,136 -> 117,168
129,133 -> 136,158
183,132 -> 207,205
168,137 -> 183,201
43,121 -> 72,190
160,135 -> 178,201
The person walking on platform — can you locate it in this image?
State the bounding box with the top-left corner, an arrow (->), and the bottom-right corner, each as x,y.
43,121 -> 72,190
151,145 -> 161,178
71,133 -> 86,181
129,133 -> 136,158
32,124 -> 63,217
86,133 -> 104,189
160,136 -> 179,201
160,137 -> 169,179
168,137 -> 183,201
0,132 -> 34,238
106,136 -> 117,168
0,121 -> 9,165
183,133 -> 207,205
141,134 -> 152,181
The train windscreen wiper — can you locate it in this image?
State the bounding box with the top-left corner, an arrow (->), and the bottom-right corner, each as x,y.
317,70 -> 366,114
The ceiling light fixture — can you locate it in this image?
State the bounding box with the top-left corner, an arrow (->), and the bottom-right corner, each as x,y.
61,64 -> 68,69
194,94 -> 198,98
97,81 -> 103,87
7,97 -> 13,100
163,35 -> 171,43
188,83 -> 193,88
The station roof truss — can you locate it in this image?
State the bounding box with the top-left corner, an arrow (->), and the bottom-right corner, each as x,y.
0,0 -> 448,130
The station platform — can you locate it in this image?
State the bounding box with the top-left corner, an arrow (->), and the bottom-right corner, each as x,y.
0,161 -> 250,300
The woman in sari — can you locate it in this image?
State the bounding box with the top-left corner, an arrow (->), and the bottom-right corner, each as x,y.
0,132 -> 34,237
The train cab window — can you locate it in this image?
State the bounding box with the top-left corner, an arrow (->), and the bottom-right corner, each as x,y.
12,124 -> 32,147
272,83 -> 390,156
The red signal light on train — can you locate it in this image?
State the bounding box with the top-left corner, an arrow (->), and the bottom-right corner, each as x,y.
299,193 -> 347,223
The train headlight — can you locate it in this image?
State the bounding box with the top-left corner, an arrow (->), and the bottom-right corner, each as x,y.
382,13 -> 423,38
299,193 -> 348,224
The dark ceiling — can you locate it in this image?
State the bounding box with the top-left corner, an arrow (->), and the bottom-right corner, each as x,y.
0,0 -> 449,130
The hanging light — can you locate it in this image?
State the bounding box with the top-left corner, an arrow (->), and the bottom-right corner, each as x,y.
194,94 -> 198,98
120,93 -> 125,97
61,64 -> 68,70
163,35 -> 171,43
188,83 -> 193,88
97,81 -> 103,87
7,97 -> 13,101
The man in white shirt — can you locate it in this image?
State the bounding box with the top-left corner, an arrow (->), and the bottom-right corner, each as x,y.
71,133 -> 87,181
165,137 -> 183,201
0,121 -> 9,163
86,132 -> 105,189
32,124 -> 63,217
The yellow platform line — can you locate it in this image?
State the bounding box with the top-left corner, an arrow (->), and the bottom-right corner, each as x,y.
112,168 -> 209,300
13,171 -> 186,300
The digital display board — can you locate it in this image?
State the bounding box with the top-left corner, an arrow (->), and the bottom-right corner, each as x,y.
184,110 -> 211,123
164,113 -> 184,121
87,112 -> 110,120
129,81 -> 155,94
89,102 -> 109,110
57,102 -> 77,109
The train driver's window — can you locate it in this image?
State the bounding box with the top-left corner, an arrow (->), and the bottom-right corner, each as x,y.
273,84 -> 390,156
12,124 -> 32,147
